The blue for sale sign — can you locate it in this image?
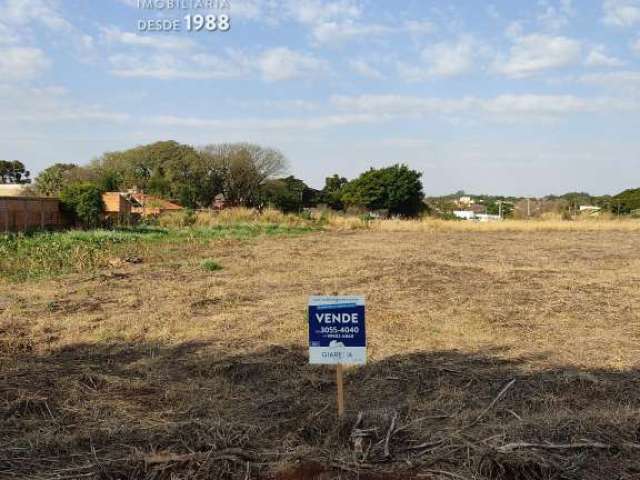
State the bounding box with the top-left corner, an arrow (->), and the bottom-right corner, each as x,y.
308,296 -> 366,365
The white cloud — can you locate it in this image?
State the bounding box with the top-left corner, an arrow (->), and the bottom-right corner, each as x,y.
0,84 -> 128,123
331,93 -> 637,117
632,37 -> 640,54
0,0 -> 95,60
603,0 -> 640,26
349,59 -> 384,79
399,36 -> 478,81
2,0 -> 75,33
106,46 -> 326,82
108,51 -> 251,79
585,45 -> 625,67
285,0 -> 361,24
0,46 -> 50,81
100,26 -> 196,50
258,47 -> 327,81
537,0 -> 574,30
146,112 -> 380,130
494,34 -> 581,78
229,0 -> 263,20
311,20 -> 392,44
580,70 -> 640,91
421,36 -> 476,77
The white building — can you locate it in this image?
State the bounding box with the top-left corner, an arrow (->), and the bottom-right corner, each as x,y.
453,210 -> 502,222
579,205 -> 601,213
475,213 -> 502,222
453,210 -> 476,220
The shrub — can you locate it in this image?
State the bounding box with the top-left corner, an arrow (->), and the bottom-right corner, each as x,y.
200,259 -> 223,271
59,182 -> 104,228
159,209 -> 196,228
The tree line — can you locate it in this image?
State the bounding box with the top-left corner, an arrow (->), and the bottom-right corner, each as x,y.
27,140 -> 426,224
9,140 -> 639,225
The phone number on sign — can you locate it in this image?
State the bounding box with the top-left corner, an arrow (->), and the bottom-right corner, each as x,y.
320,326 -> 360,335
138,14 -> 230,32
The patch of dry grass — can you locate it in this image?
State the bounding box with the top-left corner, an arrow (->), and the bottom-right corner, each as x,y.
1,228 -> 640,479
371,216 -> 640,232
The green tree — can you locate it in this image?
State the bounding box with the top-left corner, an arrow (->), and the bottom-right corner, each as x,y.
612,188 -> 640,214
341,164 -> 425,216
0,160 -> 31,184
321,174 -> 348,210
260,176 -> 317,212
34,163 -> 88,196
486,200 -> 514,218
59,183 -> 104,228
90,141 -> 212,208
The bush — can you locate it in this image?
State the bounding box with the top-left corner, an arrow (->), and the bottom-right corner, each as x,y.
158,209 -> 197,228
59,183 -> 104,228
200,259 -> 223,271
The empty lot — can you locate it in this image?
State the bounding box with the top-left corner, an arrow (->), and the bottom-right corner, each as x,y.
2,227 -> 640,479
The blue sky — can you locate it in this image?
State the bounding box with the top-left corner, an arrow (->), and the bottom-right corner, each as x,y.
0,0 -> 639,195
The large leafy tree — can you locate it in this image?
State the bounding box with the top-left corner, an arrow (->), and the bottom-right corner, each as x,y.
341,164 -> 425,216
199,143 -> 287,207
90,141 -> 216,208
260,176 -> 318,212
34,163 -> 90,196
0,160 -> 31,184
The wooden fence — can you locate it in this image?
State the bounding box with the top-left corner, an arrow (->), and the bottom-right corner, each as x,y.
0,197 -> 62,232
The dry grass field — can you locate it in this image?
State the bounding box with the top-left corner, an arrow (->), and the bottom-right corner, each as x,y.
2,220 -> 640,479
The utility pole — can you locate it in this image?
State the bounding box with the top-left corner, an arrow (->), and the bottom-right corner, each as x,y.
498,200 -> 503,219
527,198 -> 530,219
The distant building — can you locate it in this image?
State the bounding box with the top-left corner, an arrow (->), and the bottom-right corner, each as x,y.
453,210 -> 476,220
457,196 -> 472,207
475,213 -> 502,222
102,192 -> 133,222
101,191 -> 183,219
129,192 -> 183,216
579,205 -> 601,213
453,210 -> 502,222
0,184 -> 29,197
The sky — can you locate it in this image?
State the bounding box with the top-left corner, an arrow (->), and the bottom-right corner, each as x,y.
0,0 -> 639,196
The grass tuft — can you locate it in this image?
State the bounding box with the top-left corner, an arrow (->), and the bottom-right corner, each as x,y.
200,259 -> 223,272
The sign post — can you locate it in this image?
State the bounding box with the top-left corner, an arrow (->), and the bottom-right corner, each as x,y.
308,296 -> 366,417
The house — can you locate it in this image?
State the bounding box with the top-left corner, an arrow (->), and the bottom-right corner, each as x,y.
102,192 -> 133,222
129,192 -> 183,216
101,191 -> 183,219
0,196 -> 62,232
457,196 -> 472,208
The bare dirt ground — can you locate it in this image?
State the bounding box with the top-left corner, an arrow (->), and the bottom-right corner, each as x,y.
2,229 -> 640,479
